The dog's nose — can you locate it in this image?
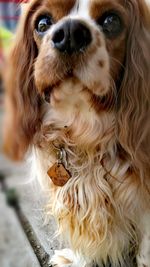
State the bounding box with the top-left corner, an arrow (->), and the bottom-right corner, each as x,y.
52,20 -> 92,54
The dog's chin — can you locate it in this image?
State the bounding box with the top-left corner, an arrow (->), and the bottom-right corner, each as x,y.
42,75 -> 110,108
35,64 -> 110,107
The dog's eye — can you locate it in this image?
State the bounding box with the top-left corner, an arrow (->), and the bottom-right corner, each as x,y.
35,15 -> 52,34
98,12 -> 123,38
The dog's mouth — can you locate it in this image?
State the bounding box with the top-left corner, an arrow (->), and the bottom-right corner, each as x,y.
39,50 -> 109,105
41,61 -> 77,103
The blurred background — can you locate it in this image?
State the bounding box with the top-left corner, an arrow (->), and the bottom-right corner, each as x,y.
0,1 -> 59,266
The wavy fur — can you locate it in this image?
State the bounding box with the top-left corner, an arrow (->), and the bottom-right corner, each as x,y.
3,0 -> 150,266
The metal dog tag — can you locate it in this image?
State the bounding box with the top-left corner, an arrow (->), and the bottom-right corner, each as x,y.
47,147 -> 71,187
47,162 -> 71,186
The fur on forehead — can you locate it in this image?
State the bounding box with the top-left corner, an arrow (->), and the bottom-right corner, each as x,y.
30,0 -> 130,22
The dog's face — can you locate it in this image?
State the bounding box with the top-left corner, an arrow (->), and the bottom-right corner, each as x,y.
33,0 -> 127,102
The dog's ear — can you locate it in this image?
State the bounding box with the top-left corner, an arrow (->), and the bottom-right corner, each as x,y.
118,0 -> 150,179
3,1 -> 42,160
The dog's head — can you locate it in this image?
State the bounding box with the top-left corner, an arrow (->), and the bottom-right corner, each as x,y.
4,0 -> 150,175
33,0 -> 125,96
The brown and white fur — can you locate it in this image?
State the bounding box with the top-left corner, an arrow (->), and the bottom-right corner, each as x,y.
3,0 -> 150,266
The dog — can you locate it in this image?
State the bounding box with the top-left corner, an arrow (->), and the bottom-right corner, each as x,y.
3,0 -> 150,266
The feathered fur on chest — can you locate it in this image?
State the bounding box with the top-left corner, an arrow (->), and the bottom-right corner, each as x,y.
32,79 -> 140,265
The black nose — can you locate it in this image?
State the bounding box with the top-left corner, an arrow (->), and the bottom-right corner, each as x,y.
52,20 -> 92,54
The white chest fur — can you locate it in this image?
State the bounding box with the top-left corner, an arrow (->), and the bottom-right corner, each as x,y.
32,80 -> 146,266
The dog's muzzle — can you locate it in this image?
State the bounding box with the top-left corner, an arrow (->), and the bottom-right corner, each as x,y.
51,19 -> 92,55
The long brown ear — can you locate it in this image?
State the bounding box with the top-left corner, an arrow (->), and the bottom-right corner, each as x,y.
117,0 -> 150,180
3,1 -> 42,160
